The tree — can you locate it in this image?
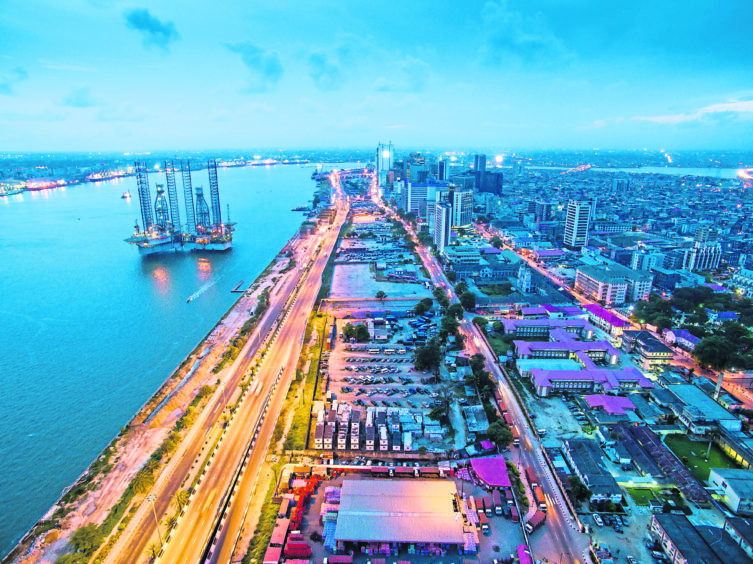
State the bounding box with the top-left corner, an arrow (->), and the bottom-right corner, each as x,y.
428,405 -> 446,421
414,301 -> 429,316
448,303 -> 465,320
420,297 -> 433,309
472,316 -> 488,331
354,324 -> 370,342
470,353 -> 486,375
173,489 -> 189,512
487,421 -> 513,448
343,323 -> 356,340
414,338 -> 442,371
433,286 -> 451,308
131,468 -> 155,495
441,315 -> 460,337
375,290 -> 387,301
445,270 -> 457,282
70,524 -> 103,557
568,475 -> 592,502
459,291 -> 477,311
492,320 -> 503,333
455,281 -> 469,295
694,336 -> 736,370
490,236 -> 503,249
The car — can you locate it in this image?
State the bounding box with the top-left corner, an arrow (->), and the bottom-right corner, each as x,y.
651,551 -> 666,561
627,557 -> 637,564
593,514 -> 604,527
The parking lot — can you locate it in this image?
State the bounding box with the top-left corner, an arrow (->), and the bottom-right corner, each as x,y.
323,316 -> 443,409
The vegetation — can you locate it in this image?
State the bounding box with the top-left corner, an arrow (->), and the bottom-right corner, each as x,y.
693,322 -> 753,370
664,434 -> 738,481
490,235 -> 503,249
472,316 -> 488,332
413,338 -> 442,371
568,475 -> 592,502
487,420 -> 513,448
375,290 -> 387,301
433,286 -> 450,309
342,322 -> 370,342
414,297 -> 434,316
447,303 -> 464,320
214,287 -> 271,373
626,487 -> 657,506
459,291 -> 476,311
445,270 -> 457,282
505,462 -> 529,509
478,282 -> 514,297
241,462 -> 284,564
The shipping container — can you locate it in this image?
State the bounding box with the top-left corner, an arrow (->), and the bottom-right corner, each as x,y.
525,466 -> 538,488
492,490 -> 503,515
510,506 -> 519,522
483,495 -> 492,516
533,486 -> 547,511
524,510 -> 547,534
478,512 -> 490,534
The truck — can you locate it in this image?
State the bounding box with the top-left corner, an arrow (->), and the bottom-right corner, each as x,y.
483,495 -> 493,516
492,489 -> 503,515
476,497 -> 486,515
505,488 -> 514,506
533,486 -> 547,511
510,505 -> 519,522
525,466 -> 538,488
478,512 -> 490,534
524,510 -> 547,534
512,426 -> 520,447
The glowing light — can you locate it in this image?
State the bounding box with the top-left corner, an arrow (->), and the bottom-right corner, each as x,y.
381,149 -> 391,159
495,155 -> 504,163
738,168 -> 753,181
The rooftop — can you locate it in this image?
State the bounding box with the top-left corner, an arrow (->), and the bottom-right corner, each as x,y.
710,467 -> 753,498
584,394 -> 636,415
334,479 -> 465,544
667,384 -> 737,422
653,514 -> 723,564
470,455 -> 512,488
583,303 -> 630,328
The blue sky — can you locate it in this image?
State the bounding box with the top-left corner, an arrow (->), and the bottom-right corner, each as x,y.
0,0 -> 751,151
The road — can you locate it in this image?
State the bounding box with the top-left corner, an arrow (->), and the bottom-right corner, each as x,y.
155,172 -> 349,564
388,206 -> 589,564
108,176 -> 347,564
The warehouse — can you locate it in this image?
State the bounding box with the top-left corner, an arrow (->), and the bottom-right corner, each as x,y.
334,478 -> 469,553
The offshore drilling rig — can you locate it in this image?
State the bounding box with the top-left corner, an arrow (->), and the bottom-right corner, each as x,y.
125,159 -> 235,255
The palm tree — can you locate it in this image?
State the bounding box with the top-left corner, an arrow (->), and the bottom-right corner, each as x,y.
131,469 -> 154,495
376,290 -> 387,302
173,489 -> 189,512
165,515 -> 178,530
146,542 -> 159,562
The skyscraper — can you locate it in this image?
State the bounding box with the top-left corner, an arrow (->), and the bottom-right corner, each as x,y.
434,202 -> 452,252
452,189 -> 474,227
564,199 -> 593,248
376,142 -> 394,186
473,153 -> 486,190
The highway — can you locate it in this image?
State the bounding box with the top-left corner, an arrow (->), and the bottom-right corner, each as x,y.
107,176 -> 347,564
389,207 -> 589,564
155,173 -> 349,564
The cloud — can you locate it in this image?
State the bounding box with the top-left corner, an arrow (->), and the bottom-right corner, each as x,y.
374,56 -> 430,93
39,60 -> 98,73
479,0 -> 568,66
633,99 -> 753,125
62,87 -> 96,108
0,67 -> 28,95
226,42 -> 283,93
307,51 -> 342,91
124,9 -> 179,51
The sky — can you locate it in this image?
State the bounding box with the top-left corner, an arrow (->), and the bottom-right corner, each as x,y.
0,0 -> 752,152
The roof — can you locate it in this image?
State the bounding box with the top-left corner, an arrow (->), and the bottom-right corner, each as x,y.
710,468 -> 753,498
514,339 -> 619,357
653,514 -> 723,564
583,303 -> 630,328
533,248 -> 565,256
584,394 -> 636,415
726,516 -> 753,543
531,367 -> 654,391
335,479 -> 465,544
671,329 -> 702,344
667,384 -> 737,422
470,455 -> 512,487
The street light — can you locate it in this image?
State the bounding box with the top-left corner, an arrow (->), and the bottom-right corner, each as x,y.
146,494 -> 163,546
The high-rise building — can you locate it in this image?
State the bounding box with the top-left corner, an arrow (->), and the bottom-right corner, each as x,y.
437,159 -> 448,181
631,250 -> 664,271
406,183 -> 428,216
376,142 -> 394,186
682,228 -> 722,271
434,202 -> 452,252
473,153 -> 486,190
564,199 -> 593,249
535,200 -> 554,222
452,189 -> 474,227
479,171 -> 503,194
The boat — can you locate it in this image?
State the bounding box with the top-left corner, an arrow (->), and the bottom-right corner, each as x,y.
122,191 -> 131,199
291,206 -> 310,211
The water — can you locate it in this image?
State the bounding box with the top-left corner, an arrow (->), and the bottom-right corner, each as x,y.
0,163 -> 336,556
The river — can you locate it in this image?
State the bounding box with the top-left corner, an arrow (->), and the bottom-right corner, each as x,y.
0,162 -> 346,556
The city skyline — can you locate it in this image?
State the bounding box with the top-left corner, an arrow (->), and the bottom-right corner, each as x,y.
1,0 -> 752,151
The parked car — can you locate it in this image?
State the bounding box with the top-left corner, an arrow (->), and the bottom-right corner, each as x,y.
593,514 -> 604,527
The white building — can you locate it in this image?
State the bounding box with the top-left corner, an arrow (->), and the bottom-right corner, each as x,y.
564,199 -> 593,248
709,468 -> 753,516
434,202 -> 452,253
452,189 -> 474,227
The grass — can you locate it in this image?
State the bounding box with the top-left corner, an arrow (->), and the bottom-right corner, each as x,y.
486,334 -> 511,358
317,221 -> 350,302
241,460 -> 285,564
664,434 -> 738,482
626,488 -> 657,506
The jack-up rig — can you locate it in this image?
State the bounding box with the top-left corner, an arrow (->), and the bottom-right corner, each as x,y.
125,159 -> 235,255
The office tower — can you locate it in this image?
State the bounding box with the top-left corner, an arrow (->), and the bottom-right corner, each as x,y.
437,159 -> 447,181
434,202 -> 452,252
407,182 -> 428,216
376,142 -> 394,186
452,189 -> 474,227
535,200 -> 553,222
479,171 -> 503,194
563,199 -> 593,248
631,250 -> 664,271
683,228 -> 722,271
473,154 -> 486,174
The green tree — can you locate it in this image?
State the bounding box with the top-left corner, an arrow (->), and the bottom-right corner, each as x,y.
342,323 -> 356,340
173,489 -> 189,512
414,338 -> 442,371
470,353 -> 486,374
568,475 -> 592,502
448,303 -> 465,320
354,324 -> 370,342
131,468 -> 155,495
459,291 -> 477,311
433,286 -> 450,308
694,335 -> 736,370
492,320 -> 503,333
487,421 -> 513,448
445,271 -> 457,282
414,301 -> 429,316
375,290 -> 387,301
490,236 -> 503,249
70,524 -> 103,556
441,315 -> 460,337
455,281 -> 469,295
428,405 -> 446,421
472,316 -> 488,331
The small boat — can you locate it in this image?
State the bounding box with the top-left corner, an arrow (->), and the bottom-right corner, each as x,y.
122,191 -> 131,199
291,206 -> 310,211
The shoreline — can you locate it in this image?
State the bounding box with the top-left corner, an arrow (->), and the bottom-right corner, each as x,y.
3,224 -> 306,563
